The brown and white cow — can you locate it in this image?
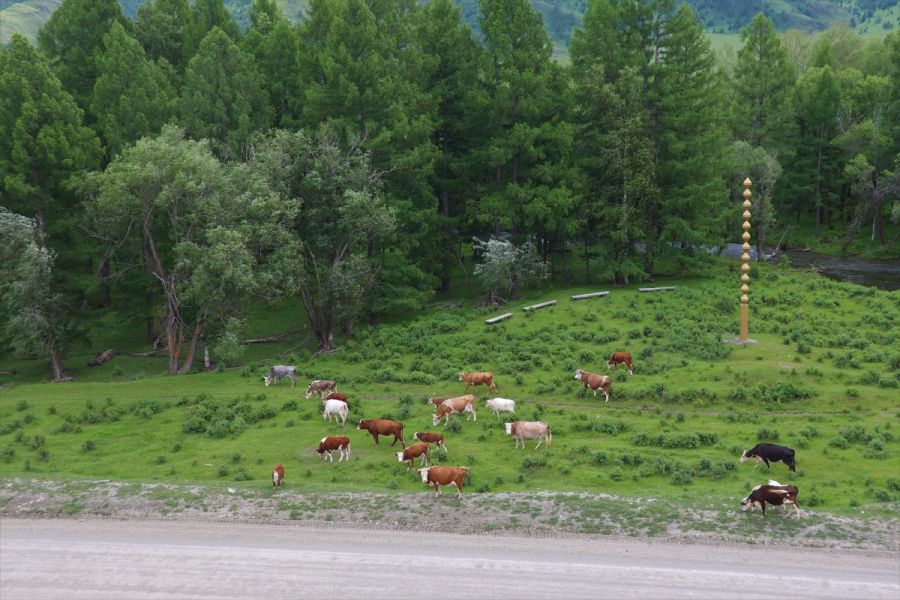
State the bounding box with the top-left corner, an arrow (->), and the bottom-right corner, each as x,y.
272,464 -> 285,488
316,436 -> 351,462
418,466 -> 469,499
607,351 -> 634,375
741,480 -> 801,517
426,396 -> 450,407
574,369 -> 612,402
397,442 -> 430,470
505,421 -> 552,449
357,419 -> 405,446
432,395 -> 477,426
459,372 -> 497,393
324,391 -> 348,404
305,379 -> 337,399
413,432 -> 448,452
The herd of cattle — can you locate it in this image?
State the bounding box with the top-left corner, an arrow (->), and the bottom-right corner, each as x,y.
263,357 -> 803,515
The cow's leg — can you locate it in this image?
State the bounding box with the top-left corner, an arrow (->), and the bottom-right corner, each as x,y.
440,442 -> 447,452
763,458 -> 770,469
455,482 -> 462,499
535,439 -> 543,450
603,389 -> 609,403
373,434 -> 379,444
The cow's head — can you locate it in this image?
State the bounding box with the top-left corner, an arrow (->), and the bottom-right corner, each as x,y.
357,420 -> 367,429
740,497 -> 754,511
504,422 -> 513,435
432,413 -> 442,427
272,469 -> 281,483
413,432 -> 422,441
263,375 -> 272,386
417,467 -> 432,483
739,450 -> 752,463
606,359 -> 616,369
458,373 -> 465,381
396,451 -> 406,462
574,370 -> 583,380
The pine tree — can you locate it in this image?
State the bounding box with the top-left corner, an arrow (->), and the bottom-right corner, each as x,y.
731,13 -> 796,153
92,22 -> 177,157
180,28 -> 272,158
37,0 -> 126,116
135,0 -> 194,73
242,19 -> 302,128
185,0 -> 240,60
0,35 -> 102,293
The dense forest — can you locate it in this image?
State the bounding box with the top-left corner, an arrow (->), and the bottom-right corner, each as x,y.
1,0 -> 898,379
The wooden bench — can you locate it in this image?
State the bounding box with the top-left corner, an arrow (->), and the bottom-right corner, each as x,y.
638,286 -> 676,292
485,313 -> 513,324
523,300 -> 557,311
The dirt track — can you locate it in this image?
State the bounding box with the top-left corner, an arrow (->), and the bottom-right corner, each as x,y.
1,518 -> 898,599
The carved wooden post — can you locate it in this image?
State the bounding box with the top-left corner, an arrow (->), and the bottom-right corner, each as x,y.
740,177 -> 752,342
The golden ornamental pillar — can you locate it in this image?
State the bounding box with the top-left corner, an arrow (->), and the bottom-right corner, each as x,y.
739,177 -> 752,342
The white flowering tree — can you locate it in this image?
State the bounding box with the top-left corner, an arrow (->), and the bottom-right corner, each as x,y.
473,238 -> 548,306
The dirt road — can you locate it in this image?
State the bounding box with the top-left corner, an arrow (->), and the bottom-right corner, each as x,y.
1,518 -> 897,599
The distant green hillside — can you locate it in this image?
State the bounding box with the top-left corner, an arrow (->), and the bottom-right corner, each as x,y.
2,0 -> 898,50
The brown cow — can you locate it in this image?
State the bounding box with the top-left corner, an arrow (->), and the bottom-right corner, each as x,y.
432,395 -> 477,426
272,464 -> 285,487
607,351 -> 634,375
459,372 -> 497,393
357,419 -> 405,446
418,466 -> 469,499
306,379 -> 337,399
397,442 -> 430,470
324,392 -> 348,404
413,431 -> 448,452
574,369 -> 612,402
741,481 -> 801,517
316,436 -> 351,462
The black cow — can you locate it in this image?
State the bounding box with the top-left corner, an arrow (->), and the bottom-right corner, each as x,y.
741,481 -> 801,517
740,443 -> 796,472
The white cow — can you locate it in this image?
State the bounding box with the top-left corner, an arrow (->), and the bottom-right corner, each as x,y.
505,421 -> 552,449
485,398 -> 516,419
322,399 -> 349,424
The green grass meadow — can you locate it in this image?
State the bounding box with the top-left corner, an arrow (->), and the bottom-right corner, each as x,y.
1,261 -> 898,516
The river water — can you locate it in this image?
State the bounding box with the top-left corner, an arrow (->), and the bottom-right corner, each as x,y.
778,250 -> 900,291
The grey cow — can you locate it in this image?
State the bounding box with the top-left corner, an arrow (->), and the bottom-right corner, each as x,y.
263,365 -> 297,387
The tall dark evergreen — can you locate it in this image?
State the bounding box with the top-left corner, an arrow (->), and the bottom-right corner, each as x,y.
180,28 -> 272,158
135,0 -> 194,72
37,0 -> 127,116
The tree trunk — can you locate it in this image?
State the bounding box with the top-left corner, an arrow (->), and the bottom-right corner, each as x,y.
177,315 -> 205,375
583,237 -> 590,282
49,346 -> 66,382
815,143 -> 823,237
204,346 -> 210,370
99,257 -> 111,308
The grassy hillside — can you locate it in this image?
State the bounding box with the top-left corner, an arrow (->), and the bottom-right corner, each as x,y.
3,0 -> 897,49
1,262 -> 897,517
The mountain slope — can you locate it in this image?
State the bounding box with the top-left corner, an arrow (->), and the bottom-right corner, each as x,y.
2,0 -> 898,51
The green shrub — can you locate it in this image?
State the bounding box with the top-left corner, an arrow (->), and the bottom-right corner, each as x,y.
130,399 -> 168,418
81,440 -> 96,452
445,420 -> 463,433
1,446 -> 15,463
755,428 -> 779,441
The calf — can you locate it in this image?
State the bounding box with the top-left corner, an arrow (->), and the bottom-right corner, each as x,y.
305,379 -> 337,399
418,466 -> 469,499
272,464 -> 285,488
357,419 -> 405,446
316,436 -> 351,462
324,392 -> 348,404
322,398 -> 349,424
397,442 -> 430,470
413,432 -> 448,452
485,397 -> 516,419
432,395 -> 477,426
740,443 -> 796,472
459,372 -> 497,393
607,352 -> 634,375
505,421 -> 552,449
574,369 -> 612,402
263,365 -> 297,387
741,481 -> 801,517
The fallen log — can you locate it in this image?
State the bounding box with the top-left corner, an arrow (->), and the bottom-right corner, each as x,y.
241,333 -> 287,345
570,291 -> 609,300
638,286 -> 676,292
523,300 -> 557,311
87,349 -> 115,367
485,312 -> 513,324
